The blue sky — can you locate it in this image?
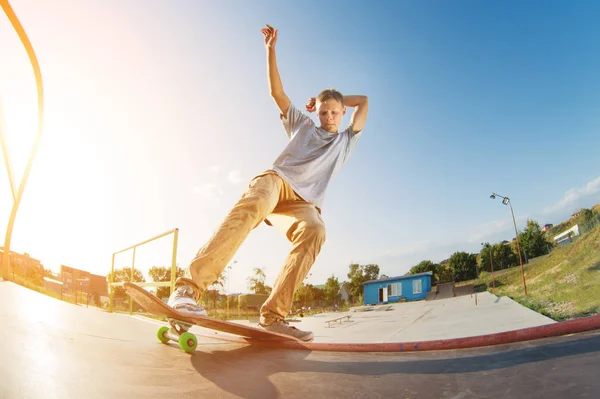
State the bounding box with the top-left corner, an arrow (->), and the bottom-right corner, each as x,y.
1,0 -> 599,293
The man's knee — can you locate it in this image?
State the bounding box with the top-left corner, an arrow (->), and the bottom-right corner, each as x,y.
289,219 -> 326,244
309,220 -> 326,243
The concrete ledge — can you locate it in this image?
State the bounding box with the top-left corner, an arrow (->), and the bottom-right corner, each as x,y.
233,313 -> 600,352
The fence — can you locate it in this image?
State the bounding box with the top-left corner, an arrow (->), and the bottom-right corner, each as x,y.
108,228 -> 179,314
580,214 -> 600,234
553,216 -> 600,248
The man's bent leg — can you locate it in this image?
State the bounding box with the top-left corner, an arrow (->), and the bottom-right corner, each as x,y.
170,172 -> 294,318
185,172 -> 287,292
260,202 -> 326,331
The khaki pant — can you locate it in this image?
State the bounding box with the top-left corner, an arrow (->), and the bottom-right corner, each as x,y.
178,170 -> 326,325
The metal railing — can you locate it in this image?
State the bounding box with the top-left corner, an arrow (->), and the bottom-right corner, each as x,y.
108,228 -> 179,313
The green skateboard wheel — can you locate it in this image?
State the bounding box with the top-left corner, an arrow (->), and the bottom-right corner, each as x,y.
157,326 -> 170,344
178,332 -> 198,352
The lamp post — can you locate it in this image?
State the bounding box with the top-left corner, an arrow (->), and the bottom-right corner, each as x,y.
490,193 -> 527,295
481,242 -> 496,291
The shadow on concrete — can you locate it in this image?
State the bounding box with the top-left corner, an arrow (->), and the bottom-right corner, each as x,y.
187,333 -> 600,399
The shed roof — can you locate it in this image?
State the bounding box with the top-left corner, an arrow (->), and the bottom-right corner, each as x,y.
363,271 -> 433,285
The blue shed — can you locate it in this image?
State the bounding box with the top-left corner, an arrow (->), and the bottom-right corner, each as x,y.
363,272 -> 433,305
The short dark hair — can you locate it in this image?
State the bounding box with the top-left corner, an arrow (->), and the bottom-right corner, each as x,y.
316,88 -> 344,105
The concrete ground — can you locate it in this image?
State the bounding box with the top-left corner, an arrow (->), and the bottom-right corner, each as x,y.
2,281 -> 599,398
226,291 -> 554,344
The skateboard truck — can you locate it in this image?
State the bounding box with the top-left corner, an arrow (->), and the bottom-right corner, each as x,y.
156,319 -> 198,353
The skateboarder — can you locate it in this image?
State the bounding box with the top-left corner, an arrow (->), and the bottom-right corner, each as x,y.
167,24 -> 368,341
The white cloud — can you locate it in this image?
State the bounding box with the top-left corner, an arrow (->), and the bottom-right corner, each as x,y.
466,213 -> 529,244
543,176 -> 600,214
209,165 -> 220,173
467,219 -> 512,243
228,170 -> 243,185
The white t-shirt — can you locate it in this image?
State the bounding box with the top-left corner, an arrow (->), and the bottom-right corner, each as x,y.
272,103 -> 362,209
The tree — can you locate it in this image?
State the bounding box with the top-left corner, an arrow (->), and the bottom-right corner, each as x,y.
409,260 -> 440,284
293,283 -> 315,308
324,275 -> 341,304
480,241 -> 520,272
148,265 -> 185,299
204,269 -> 230,311
247,267 -> 272,295
107,267 -> 145,298
496,241 -> 520,269
574,208 -> 594,226
347,263 -> 379,301
211,271 -> 226,292
437,261 -> 454,283
479,244 -> 494,273
24,264 -> 44,286
312,286 -> 325,304
363,264 -> 380,280
574,208 -> 600,232
519,219 -> 553,261
447,251 -> 478,282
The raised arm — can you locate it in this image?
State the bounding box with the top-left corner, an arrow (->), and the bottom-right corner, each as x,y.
261,24 -> 291,118
344,95 -> 369,133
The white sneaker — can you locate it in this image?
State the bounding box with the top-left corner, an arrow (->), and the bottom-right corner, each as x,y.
167,285 -> 207,317
261,320 -> 313,342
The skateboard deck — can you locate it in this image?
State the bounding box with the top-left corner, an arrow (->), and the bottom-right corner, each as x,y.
124,282 -> 303,352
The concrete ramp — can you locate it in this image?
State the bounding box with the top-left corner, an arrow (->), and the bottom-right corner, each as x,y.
428,282 -> 475,301
2,281 -> 599,398
435,282 -> 455,299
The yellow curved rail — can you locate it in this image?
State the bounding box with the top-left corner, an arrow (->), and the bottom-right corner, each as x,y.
0,0 -> 45,279
0,97 -> 17,200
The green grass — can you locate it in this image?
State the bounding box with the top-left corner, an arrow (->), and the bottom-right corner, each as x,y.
461,226 -> 600,321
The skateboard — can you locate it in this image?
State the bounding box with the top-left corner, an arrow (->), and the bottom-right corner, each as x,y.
124,282 -> 303,352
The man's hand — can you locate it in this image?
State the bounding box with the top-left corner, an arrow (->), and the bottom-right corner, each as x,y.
305,97 -> 316,113
261,24 -> 278,49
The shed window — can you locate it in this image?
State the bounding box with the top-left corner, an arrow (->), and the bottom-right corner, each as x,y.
413,279 -> 422,294
388,283 -> 401,297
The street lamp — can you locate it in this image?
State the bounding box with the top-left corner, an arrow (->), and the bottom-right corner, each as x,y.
481,242 -> 496,291
490,192 -> 527,295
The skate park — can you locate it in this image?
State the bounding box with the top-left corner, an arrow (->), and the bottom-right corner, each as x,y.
3,1 -> 600,397
2,279 -> 600,398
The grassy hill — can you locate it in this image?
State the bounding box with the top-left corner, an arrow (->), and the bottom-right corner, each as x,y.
546,203 -> 600,237
461,225 -> 600,321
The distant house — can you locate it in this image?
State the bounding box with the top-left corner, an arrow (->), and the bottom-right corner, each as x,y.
337,283 -> 351,302
61,265 -> 108,305
363,272 -> 433,305
0,248 -> 43,278
542,224 -> 553,232
554,225 -> 580,246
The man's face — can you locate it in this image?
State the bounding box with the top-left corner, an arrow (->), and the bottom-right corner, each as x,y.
317,99 -> 346,133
